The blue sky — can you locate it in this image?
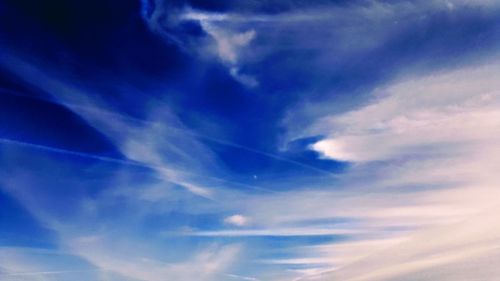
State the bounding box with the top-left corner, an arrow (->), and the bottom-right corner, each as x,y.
1,0 -> 500,280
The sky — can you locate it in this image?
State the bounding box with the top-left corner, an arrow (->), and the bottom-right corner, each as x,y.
1,0 -> 500,280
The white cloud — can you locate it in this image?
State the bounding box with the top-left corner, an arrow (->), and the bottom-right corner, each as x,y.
230,67 -> 259,88
68,235 -> 241,281
224,214 -> 250,227
225,273 -> 260,281
198,21 -> 258,87
311,62 -> 500,162
200,22 -> 255,64
291,61 -> 500,280
3,4 -> 500,279
0,247 -> 98,281
0,52 -> 241,281
0,52 -> 219,199
186,227 -> 360,237
181,1 -> 500,24
168,59 -> 500,280
301,206 -> 500,281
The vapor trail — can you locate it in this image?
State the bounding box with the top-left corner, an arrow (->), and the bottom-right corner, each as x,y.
1,87 -> 338,178
0,138 -> 276,194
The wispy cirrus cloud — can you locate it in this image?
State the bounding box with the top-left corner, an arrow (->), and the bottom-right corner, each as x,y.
2,0 -> 500,280
292,60 -> 500,280
67,235 -> 241,281
0,52 -> 244,281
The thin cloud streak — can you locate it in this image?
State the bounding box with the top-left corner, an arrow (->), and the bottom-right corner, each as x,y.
182,228 -> 362,237
0,269 -> 98,276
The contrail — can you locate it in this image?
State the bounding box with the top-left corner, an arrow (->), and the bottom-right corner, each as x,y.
0,138 -> 277,194
1,87 -> 338,178
71,104 -> 341,178
0,138 -> 145,168
1,91 -> 317,195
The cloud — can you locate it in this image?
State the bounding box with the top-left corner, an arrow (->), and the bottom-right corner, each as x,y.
291,60 -> 500,280
224,214 -> 250,227
68,235 -> 241,281
145,0 -> 500,90
229,67 -> 259,88
0,52 -> 242,281
3,1 -> 500,280
225,273 -> 260,281
0,51 -> 219,199
310,62 -> 500,162
199,21 -> 258,87
3,47 -> 500,281
200,22 -> 255,64
301,206 -> 500,281
161,58 -> 500,280
186,227 -> 359,237
0,247 -> 98,281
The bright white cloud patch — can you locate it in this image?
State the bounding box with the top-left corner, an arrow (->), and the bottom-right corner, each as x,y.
224,214 -> 249,227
